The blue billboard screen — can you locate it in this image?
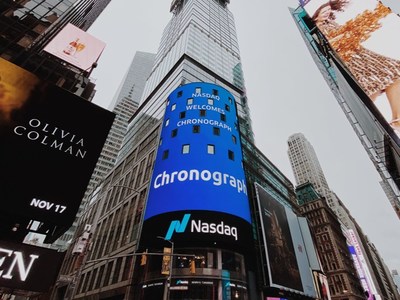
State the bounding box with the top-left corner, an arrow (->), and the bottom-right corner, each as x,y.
141,82 -> 251,248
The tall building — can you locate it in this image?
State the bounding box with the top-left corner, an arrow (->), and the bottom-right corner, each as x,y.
52,51 -> 156,250
296,183 -> 365,300
288,133 -> 396,300
290,2 -> 400,219
56,1 -> 321,299
109,51 -> 156,109
392,270 -> 400,294
288,133 -> 331,202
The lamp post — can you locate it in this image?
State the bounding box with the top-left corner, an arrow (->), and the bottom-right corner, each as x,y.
157,236 -> 174,300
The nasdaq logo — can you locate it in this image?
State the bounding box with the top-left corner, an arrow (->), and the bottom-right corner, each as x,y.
165,214 -> 238,241
165,214 -> 191,240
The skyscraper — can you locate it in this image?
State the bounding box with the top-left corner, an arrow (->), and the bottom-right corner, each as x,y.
52,51 -> 156,251
109,51 -> 156,109
57,1 -> 320,299
287,133 -> 397,300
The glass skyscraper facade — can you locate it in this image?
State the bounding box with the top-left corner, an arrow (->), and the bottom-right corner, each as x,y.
57,1 -> 319,299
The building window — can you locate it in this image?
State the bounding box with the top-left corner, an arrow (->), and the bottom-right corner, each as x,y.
179,111 -> 186,119
187,98 -> 193,105
171,129 -> 178,137
195,87 -> 201,94
200,110 -> 206,117
165,119 -> 170,127
213,127 -> 220,136
220,114 -> 226,122
162,150 -> 169,160
232,135 -> 237,144
228,150 -> 234,160
225,104 -> 230,112
208,98 -> 214,105
177,91 -> 183,97
207,144 -> 215,154
171,104 -> 176,111
182,144 -> 190,154
193,125 -> 200,133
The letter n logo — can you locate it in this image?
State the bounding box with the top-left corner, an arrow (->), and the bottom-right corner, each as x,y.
165,214 -> 191,240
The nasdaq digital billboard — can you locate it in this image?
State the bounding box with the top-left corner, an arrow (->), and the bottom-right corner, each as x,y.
140,82 -> 252,249
301,0 -> 400,137
0,58 -> 115,239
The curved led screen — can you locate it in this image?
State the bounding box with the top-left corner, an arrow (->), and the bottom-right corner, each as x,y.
141,82 -> 251,248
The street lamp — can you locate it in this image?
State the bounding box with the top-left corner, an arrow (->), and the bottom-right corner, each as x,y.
157,236 -> 174,300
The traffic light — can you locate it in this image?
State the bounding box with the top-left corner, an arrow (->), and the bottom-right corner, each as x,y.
140,250 -> 147,266
189,260 -> 196,274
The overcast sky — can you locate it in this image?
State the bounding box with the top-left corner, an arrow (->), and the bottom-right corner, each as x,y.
87,0 -> 400,273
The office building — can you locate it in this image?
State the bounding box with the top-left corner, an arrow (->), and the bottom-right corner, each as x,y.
109,51 -> 156,109
52,51 -> 156,250
57,1 -> 321,299
296,183 -> 364,300
392,270 -> 400,295
288,133 -> 398,300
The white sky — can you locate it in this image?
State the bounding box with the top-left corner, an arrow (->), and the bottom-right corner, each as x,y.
88,0 -> 400,273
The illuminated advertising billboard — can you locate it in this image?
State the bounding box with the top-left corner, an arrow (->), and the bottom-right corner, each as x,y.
43,23 -> 106,70
254,183 -> 303,293
301,0 -> 400,137
347,230 -> 377,299
0,240 -> 65,292
140,82 -> 252,249
0,58 -> 115,238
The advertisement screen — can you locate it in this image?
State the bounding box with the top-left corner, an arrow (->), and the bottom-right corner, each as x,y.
286,212 -> 316,297
0,58 -> 115,237
255,183 -> 303,293
347,230 -> 377,299
43,23 -> 106,70
302,0 -> 400,136
0,240 -> 65,292
140,82 -> 252,249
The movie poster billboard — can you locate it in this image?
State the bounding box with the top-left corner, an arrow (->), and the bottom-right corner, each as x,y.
301,0 -> 400,137
0,58 -> 115,238
255,183 -> 303,293
0,240 -> 65,292
43,23 -> 106,70
140,82 -> 252,250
